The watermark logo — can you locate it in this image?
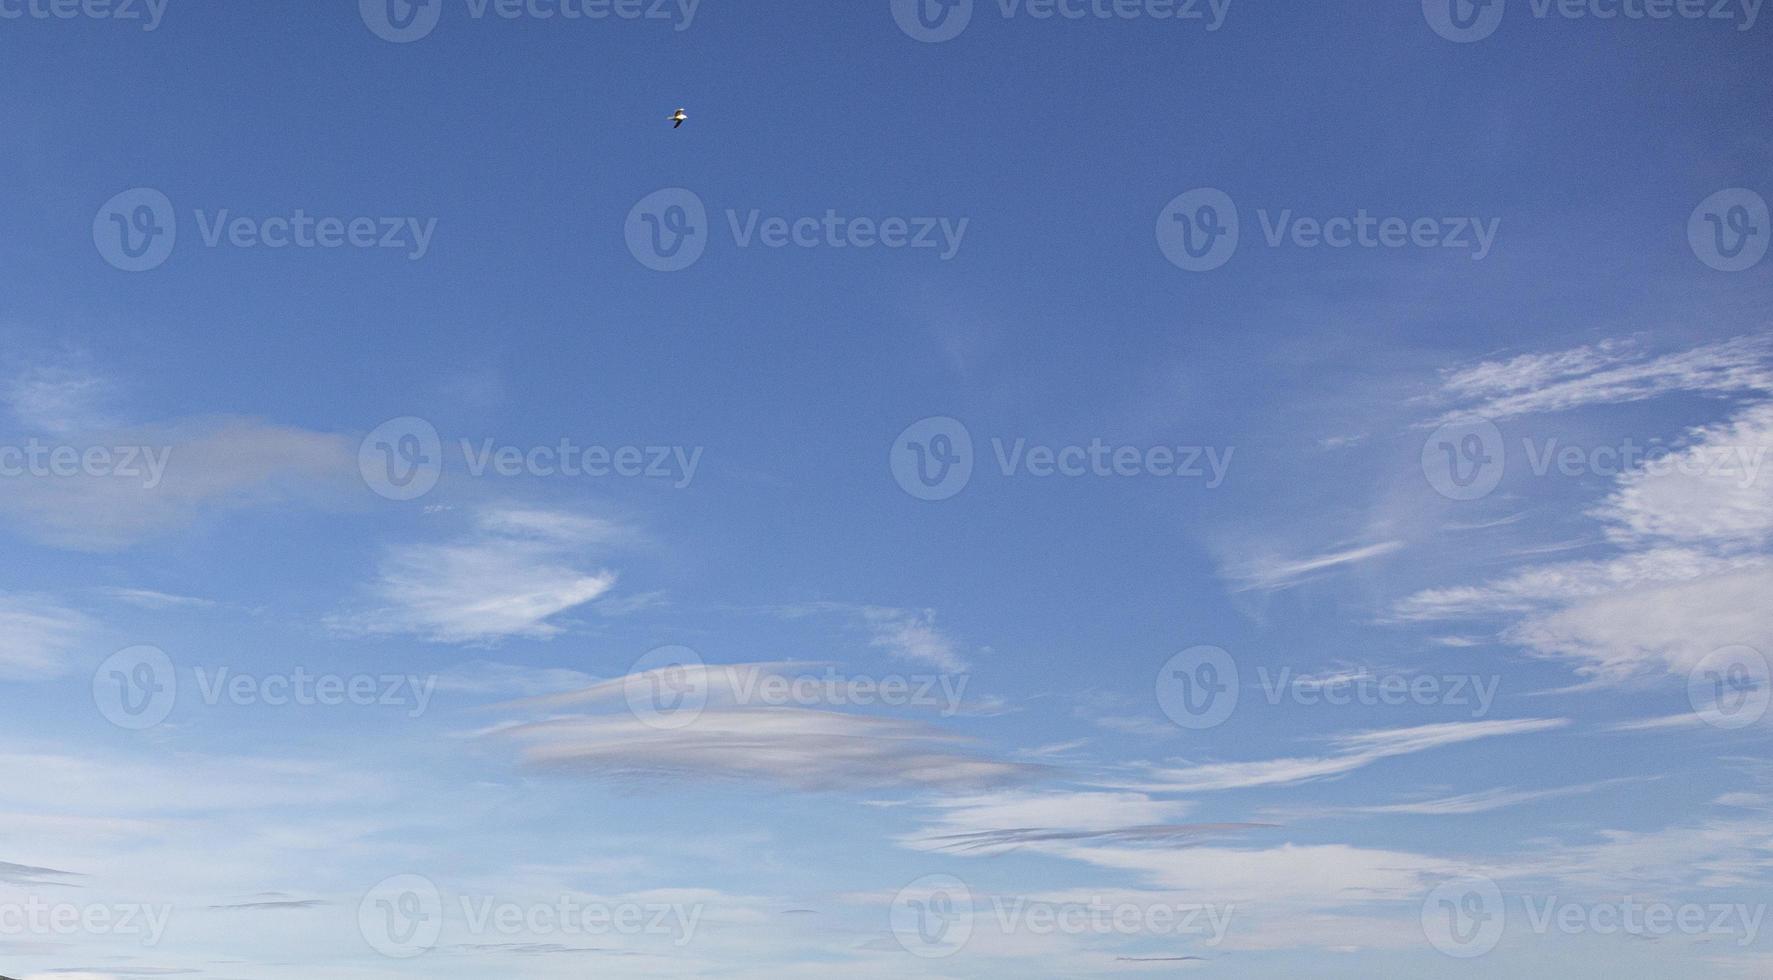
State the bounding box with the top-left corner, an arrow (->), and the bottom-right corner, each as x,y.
625,188 -> 969,270
1160,191 -> 1499,270
358,417 -> 703,501
360,874 -> 444,958
0,0 -> 168,30
360,417 -> 445,501
1522,896 -> 1764,944
724,665 -> 973,716
93,645 -> 177,730
1157,188 -> 1239,271
94,188 -> 176,272
360,0 -> 443,41
1422,876 -> 1506,958
459,895 -> 702,945
95,190 -> 438,269
990,897 -> 1234,943
190,667 -> 437,718
891,874 -> 974,957
0,440 -> 171,487
626,188 -> 709,272
894,0 -> 1229,40
190,210 -> 436,258
1688,645 -> 1770,729
0,899 -> 172,947
1425,419 -> 1768,502
1422,418 -> 1506,501
1690,189 -> 1769,272
892,0 -> 974,41
361,0 -> 699,41
891,418 -> 1233,500
624,645 -> 710,730
891,417 -> 975,501
95,648 -> 438,729
1423,0 -> 1506,41
1256,667 -> 1500,718
1157,645 -> 1238,729
1427,0 -> 1761,41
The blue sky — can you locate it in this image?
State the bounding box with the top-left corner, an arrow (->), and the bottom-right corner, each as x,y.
1,1 -> 1771,977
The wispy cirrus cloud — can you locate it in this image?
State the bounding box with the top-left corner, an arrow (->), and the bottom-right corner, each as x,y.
771,601 -> 973,670
1263,777 -> 1648,819
0,410 -> 355,553
0,359 -> 367,551
0,860 -> 81,887
1132,718 -> 1569,793
1227,540 -> 1405,592
492,707 -> 1038,792
1,361 -> 119,434
0,594 -> 95,681
337,507 -> 622,644
1429,334 -> 1773,425
208,897 -> 331,911
898,789 -> 1270,854
94,587 -> 217,611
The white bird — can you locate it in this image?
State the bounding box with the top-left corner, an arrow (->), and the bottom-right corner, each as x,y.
670,108 -> 688,129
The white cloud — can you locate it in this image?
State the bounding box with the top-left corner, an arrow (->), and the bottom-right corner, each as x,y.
1397,382 -> 1773,680
1391,547 -> 1766,622
1515,817 -> 1773,893
2,362 -> 118,434
343,507 -> 620,644
0,416 -> 355,551
1267,778 -> 1646,818
771,602 -> 973,671
859,606 -> 967,670
0,594 -> 95,680
1228,541 -> 1405,592
1043,840 -> 1466,907
1432,334 -> 1773,424
493,707 -> 1036,792
1506,566 -> 1773,680
1134,718 -> 1568,793
894,790 -> 1273,854
920,790 -> 1191,833
96,587 -> 216,610
1596,401 -> 1773,548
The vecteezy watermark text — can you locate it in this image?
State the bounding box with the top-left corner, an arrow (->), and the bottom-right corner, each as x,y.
1158,190 -> 1501,271
1424,0 -> 1760,43
619,648 -> 976,728
889,874 -> 1234,958
93,645 -> 438,730
892,417 -> 1233,500
0,899 -> 172,947
626,189 -> 968,271
357,875 -> 702,958
359,416 -> 703,501
1423,875 -> 1765,957
1256,666 -> 1500,718
361,0 -> 700,43
0,440 -> 170,488
93,188 -> 437,272
0,0 -> 167,30
1157,650 -> 1502,728
892,0 -> 1232,43
1422,417 -> 1768,502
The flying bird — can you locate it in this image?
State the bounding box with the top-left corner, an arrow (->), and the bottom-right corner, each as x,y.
670,108 -> 688,129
